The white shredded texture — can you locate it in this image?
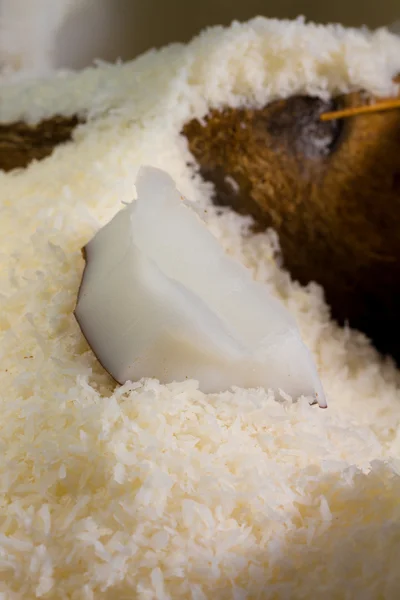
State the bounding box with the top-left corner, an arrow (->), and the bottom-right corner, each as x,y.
1,16 -> 400,600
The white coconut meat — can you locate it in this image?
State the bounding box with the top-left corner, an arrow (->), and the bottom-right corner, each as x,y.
75,166 -> 326,407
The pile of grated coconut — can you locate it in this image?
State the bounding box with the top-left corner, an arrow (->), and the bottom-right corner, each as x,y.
1,17 -> 400,600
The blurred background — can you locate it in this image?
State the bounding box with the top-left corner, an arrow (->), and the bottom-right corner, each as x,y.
56,0 -> 400,70
0,0 -> 399,74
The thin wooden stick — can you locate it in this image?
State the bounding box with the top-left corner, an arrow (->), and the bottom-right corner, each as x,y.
320,98 -> 400,121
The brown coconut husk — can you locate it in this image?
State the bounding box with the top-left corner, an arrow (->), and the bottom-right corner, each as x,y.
0,116 -> 80,172
183,89 -> 400,363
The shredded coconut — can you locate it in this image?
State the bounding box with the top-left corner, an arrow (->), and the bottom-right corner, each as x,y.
1,16 -> 400,600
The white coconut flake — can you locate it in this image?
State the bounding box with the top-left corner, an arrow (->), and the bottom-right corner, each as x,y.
1,15 -> 400,600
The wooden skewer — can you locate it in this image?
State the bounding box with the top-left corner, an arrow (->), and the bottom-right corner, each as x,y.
320,98 -> 400,121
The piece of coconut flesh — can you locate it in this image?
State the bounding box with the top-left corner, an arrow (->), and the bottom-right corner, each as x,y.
75,166 -> 327,408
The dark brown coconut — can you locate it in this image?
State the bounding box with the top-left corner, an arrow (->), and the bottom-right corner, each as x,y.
183,89 -> 400,363
0,115 -> 81,172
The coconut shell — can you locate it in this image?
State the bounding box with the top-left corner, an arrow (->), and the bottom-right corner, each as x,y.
0,116 -> 81,172
183,90 -> 400,363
